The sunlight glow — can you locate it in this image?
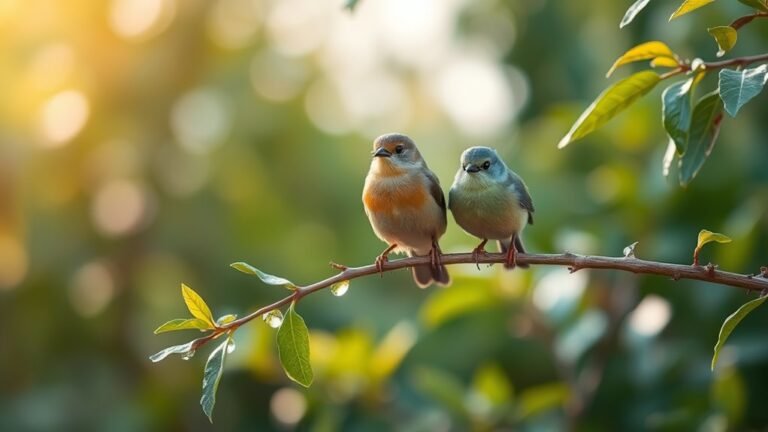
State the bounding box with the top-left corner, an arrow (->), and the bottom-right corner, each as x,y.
109,0 -> 175,41
432,55 -> 514,137
40,90 -> 90,147
270,388 -> 307,426
628,295 -> 672,337
91,180 -> 149,237
266,0 -> 330,57
208,0 -> 262,49
0,234 -> 27,290
69,261 -> 115,317
170,88 -> 230,154
533,268 -> 588,312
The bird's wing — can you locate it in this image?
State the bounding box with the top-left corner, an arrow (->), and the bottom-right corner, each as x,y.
424,169 -> 447,213
505,171 -> 534,225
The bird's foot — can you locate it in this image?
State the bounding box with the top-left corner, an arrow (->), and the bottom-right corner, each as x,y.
471,239 -> 489,270
505,241 -> 517,269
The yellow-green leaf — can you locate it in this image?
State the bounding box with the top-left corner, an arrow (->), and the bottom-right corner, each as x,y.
154,318 -> 213,334
181,283 -> 215,326
707,26 -> 737,57
606,41 -> 675,77
651,56 -> 680,68
276,304 -> 313,387
558,71 -> 661,148
216,314 -> 237,326
712,295 -> 767,370
670,0 -> 717,20
696,229 -> 732,251
230,262 -> 297,290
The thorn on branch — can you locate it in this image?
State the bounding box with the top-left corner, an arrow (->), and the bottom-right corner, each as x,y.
564,251 -> 576,258
706,263 -> 717,277
329,261 -> 348,271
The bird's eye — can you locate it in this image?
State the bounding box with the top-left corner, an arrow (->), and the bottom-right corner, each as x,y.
395,145 -> 404,154
482,161 -> 491,170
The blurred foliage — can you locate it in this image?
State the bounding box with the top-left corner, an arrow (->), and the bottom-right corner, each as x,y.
1,0 -> 768,430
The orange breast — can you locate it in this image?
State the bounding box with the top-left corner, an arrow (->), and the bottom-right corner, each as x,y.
364,180 -> 427,214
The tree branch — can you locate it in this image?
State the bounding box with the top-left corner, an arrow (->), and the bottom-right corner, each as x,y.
195,252 -> 768,349
730,11 -> 768,31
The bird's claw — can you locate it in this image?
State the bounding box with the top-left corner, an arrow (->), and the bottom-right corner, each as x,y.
375,254 -> 388,276
430,240 -> 443,269
505,244 -> 517,269
471,246 -> 487,270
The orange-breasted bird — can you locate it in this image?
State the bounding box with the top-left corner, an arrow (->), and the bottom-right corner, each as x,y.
362,133 -> 450,288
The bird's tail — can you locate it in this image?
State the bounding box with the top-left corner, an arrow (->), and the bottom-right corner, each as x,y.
409,251 -> 450,288
498,236 -> 529,269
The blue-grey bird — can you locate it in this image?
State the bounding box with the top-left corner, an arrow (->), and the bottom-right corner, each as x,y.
448,146 -> 534,269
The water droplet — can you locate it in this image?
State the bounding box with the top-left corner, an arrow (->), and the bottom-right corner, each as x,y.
226,338 -> 236,354
181,350 -> 196,360
330,280 -> 349,297
263,309 -> 284,328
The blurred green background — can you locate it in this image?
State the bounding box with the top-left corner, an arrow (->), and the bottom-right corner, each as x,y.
2,0 -> 768,430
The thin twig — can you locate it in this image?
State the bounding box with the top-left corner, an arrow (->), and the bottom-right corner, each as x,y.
201,252 -> 768,349
730,11 -> 768,31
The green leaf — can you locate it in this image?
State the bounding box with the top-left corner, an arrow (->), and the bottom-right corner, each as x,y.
669,0 -> 717,20
679,92 -> 724,186
517,383 -> 570,419
276,304 -> 313,387
181,283 -> 215,326
707,26 -> 737,57
718,65 -> 768,117
662,78 -> 695,154
558,71 -> 661,148
712,295 -> 767,370
738,0 -> 768,12
420,282 -> 495,328
411,367 -> 468,417
200,336 -> 232,422
606,41 -> 675,77
620,0 -> 651,28
149,341 -> 196,363
154,318 -> 213,334
230,262 -> 297,290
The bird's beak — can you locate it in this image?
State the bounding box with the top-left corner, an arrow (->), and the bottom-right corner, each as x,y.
465,164 -> 480,173
373,148 -> 392,158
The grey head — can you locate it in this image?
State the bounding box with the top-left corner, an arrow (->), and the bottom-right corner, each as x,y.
371,133 -> 424,167
458,146 -> 508,180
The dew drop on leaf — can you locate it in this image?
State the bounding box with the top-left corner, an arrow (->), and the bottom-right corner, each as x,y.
263,309 -> 284,328
331,280 -> 350,297
226,338 -> 236,354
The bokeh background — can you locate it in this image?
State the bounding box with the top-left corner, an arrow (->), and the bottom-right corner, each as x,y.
2,0 -> 768,430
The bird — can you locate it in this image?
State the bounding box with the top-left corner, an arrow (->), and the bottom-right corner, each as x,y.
362,133 -> 450,288
448,146 -> 534,269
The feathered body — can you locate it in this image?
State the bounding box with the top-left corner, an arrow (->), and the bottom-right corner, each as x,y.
363,133 -> 450,287
449,146 -> 534,268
